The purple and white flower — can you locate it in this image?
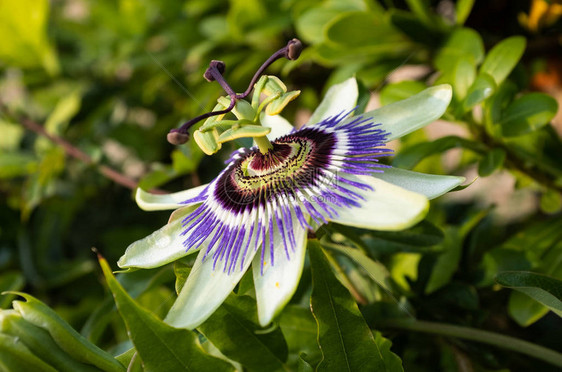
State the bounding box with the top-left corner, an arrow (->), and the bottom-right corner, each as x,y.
119,78 -> 463,329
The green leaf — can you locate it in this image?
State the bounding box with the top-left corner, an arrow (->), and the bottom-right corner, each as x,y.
99,256 -> 235,372
456,0 -> 475,25
0,153 -> 38,179
197,295 -> 290,372
373,331 -> 404,372
0,0 -> 59,74
0,272 -> 24,309
478,148 -> 506,177
508,291 -> 550,327
355,84 -> 452,142
389,9 -> 443,46
453,58 -> 476,100
392,135 -> 486,169
497,271 -> 562,318
278,306 -> 320,361
309,241 -> 400,371
44,91 -> 81,136
0,333 -> 58,372
500,93 -> 558,137
325,12 -> 396,48
373,168 -> 465,200
483,80 -> 517,135
462,73 -> 496,111
480,36 -> 526,85
405,0 -> 436,27
0,311 -> 99,372
425,228 -> 463,294
540,189 -> 562,214
10,293 -> 125,372
434,28 -> 484,73
379,81 -> 426,106
296,7 -> 342,44
0,120 -> 24,151
324,243 -> 393,293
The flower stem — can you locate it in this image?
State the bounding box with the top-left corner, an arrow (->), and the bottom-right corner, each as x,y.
380,319 -> 562,367
254,136 -> 273,154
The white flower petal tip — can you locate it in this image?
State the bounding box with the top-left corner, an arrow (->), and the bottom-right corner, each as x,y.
164,243 -> 259,330
117,206 -> 201,269
306,77 -> 358,125
253,222 -> 308,327
371,168 -> 465,200
135,184 -> 208,211
259,112 -> 294,140
329,175 -> 429,231
351,84 -> 453,142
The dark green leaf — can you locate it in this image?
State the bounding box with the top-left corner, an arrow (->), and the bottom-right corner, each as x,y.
0,333 -> 58,372
0,311 -> 99,372
540,189 -> 562,214
480,36 -> 526,85
197,295 -> 289,372
0,271 -> 25,308
309,241 -> 401,371
462,73 -> 496,111
279,306 -> 321,368
99,257 -> 235,372
500,93 -> 558,137
478,148 -> 506,177
392,135 -> 486,169
497,271 -> 562,318
10,292 -> 125,372
389,9 -> 443,45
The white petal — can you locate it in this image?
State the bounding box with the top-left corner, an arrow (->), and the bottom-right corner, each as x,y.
164,231 -> 260,330
306,77 -> 358,126
328,175 -> 429,231
346,84 -> 452,141
259,112 -> 294,140
117,206 -> 201,269
372,168 -> 465,200
252,219 -> 307,326
136,184 -> 208,211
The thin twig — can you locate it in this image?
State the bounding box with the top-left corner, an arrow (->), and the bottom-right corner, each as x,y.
18,115 -> 163,193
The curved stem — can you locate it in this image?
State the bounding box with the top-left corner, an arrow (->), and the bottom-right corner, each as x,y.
381,319 -> 562,367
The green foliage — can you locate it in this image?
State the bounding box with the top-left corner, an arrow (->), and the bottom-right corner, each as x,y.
309,241 -> 402,371
2,1 -> 562,371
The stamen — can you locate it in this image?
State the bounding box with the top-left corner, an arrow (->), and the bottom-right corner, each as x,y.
167,39 -> 303,145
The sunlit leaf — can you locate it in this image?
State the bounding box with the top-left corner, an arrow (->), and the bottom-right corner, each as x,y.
100,256 -> 235,372
309,241 -> 402,371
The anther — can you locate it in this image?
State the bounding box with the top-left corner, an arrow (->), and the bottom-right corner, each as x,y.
286,39 -> 303,60
167,130 -> 190,145
204,60 -> 226,82
168,38 -> 304,145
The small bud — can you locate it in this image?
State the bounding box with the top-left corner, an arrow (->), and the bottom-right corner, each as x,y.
286,39 -> 303,60
204,60 -> 226,82
167,130 -> 189,145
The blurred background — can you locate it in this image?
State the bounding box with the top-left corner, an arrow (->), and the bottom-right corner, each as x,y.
1,0 -> 562,370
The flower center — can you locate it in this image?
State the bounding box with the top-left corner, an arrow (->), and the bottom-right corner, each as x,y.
215,128 -> 336,211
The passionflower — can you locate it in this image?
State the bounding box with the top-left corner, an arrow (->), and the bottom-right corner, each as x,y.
119,42 -> 464,330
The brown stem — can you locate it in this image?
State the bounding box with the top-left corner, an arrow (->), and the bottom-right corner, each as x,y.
19,116 -> 164,193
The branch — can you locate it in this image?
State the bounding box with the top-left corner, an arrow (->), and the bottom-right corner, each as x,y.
18,116 -> 161,193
